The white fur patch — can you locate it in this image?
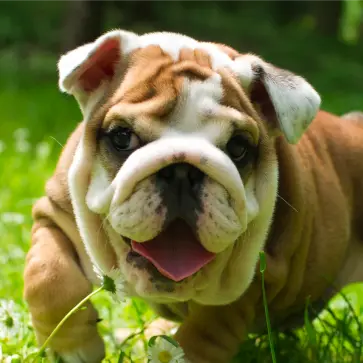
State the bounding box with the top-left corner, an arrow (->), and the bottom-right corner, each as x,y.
86,157 -> 112,214
138,32 -> 236,71
109,178 -> 167,242
68,139 -> 116,279
263,71 -> 321,143
244,173 -> 260,223
234,54 -> 321,143
197,179 -> 242,253
163,75 -> 224,137
160,75 -> 248,147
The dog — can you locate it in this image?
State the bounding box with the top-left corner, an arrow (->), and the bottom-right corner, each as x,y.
23,29 -> 363,363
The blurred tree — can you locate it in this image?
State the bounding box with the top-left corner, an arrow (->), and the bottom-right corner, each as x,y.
114,1 -> 155,25
310,0 -> 343,36
61,0 -> 106,52
273,1 -> 307,26
0,0 -> 361,60
340,0 -> 363,44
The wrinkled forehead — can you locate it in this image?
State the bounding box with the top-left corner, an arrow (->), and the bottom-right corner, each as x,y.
103,36 -> 259,142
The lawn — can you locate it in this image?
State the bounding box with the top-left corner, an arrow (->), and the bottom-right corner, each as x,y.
1,51 -> 363,363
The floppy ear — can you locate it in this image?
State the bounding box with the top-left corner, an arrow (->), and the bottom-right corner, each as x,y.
234,54 -> 321,144
58,29 -> 139,113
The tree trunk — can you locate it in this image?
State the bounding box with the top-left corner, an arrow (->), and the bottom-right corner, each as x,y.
112,0 -> 156,26
61,0 -> 106,52
274,1 -> 307,26
311,0 -> 343,36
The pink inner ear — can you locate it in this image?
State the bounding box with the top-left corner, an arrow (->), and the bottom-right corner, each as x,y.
79,38 -> 121,93
250,77 -> 278,129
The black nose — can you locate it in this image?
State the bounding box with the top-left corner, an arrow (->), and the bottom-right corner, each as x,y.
156,163 -> 205,189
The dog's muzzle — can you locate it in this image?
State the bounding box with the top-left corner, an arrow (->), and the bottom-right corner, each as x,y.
155,162 -> 205,228
87,136 -> 248,264
90,136 -> 246,214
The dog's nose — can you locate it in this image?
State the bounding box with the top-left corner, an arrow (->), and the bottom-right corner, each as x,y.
157,163 -> 205,188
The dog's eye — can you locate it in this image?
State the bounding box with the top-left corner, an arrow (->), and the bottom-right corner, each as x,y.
109,127 -> 140,151
226,135 -> 250,162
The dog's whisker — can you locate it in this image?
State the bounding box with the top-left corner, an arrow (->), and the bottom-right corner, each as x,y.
277,194 -> 298,213
96,206 -> 118,248
49,136 -> 64,148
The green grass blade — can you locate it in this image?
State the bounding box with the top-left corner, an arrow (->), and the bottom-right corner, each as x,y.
259,251 -> 277,363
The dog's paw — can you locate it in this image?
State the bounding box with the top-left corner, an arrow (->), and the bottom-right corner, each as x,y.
145,317 -> 179,339
49,334 -> 105,363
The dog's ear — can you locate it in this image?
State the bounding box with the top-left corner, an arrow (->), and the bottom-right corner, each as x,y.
58,29 -> 138,113
233,54 -> 321,144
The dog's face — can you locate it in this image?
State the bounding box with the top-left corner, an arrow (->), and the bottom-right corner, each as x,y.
59,30 -> 320,305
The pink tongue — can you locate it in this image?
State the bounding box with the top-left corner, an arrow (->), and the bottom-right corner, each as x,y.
131,220 -> 215,282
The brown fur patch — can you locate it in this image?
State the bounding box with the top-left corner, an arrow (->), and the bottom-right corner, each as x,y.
109,46 -> 181,119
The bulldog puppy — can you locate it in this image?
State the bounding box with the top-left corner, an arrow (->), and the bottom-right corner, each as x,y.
24,29 -> 363,363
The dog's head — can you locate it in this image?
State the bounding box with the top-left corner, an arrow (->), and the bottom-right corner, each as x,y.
59,30 -> 320,305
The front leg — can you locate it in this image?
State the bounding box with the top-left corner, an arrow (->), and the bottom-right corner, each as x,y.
175,300 -> 256,363
24,218 -> 105,362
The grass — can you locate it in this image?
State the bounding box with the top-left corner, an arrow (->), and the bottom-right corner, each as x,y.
1,50 -> 363,363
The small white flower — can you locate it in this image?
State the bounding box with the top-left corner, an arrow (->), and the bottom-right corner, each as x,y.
13,128 -> 29,140
148,338 -> 185,363
0,299 -> 21,340
35,141 -> 51,160
1,212 -> 25,225
15,139 -> 31,153
4,354 -> 21,363
93,265 -> 127,302
0,140 -> 6,153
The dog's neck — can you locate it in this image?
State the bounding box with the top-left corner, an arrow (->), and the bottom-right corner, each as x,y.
260,110 -> 363,327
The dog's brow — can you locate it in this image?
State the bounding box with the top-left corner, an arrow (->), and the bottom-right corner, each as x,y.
201,104 -> 244,121
103,110 -> 133,129
202,106 -> 259,144
103,109 -> 167,141
231,115 -> 259,144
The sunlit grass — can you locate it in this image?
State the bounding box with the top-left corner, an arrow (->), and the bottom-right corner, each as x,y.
1,57 -> 363,362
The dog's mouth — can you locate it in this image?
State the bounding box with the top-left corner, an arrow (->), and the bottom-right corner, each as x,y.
124,219 -> 216,282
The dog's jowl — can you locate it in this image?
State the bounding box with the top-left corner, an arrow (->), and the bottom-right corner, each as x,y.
23,29 -> 363,363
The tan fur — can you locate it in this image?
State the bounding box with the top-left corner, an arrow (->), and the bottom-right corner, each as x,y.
24,31 -> 363,363
24,199 -> 104,358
